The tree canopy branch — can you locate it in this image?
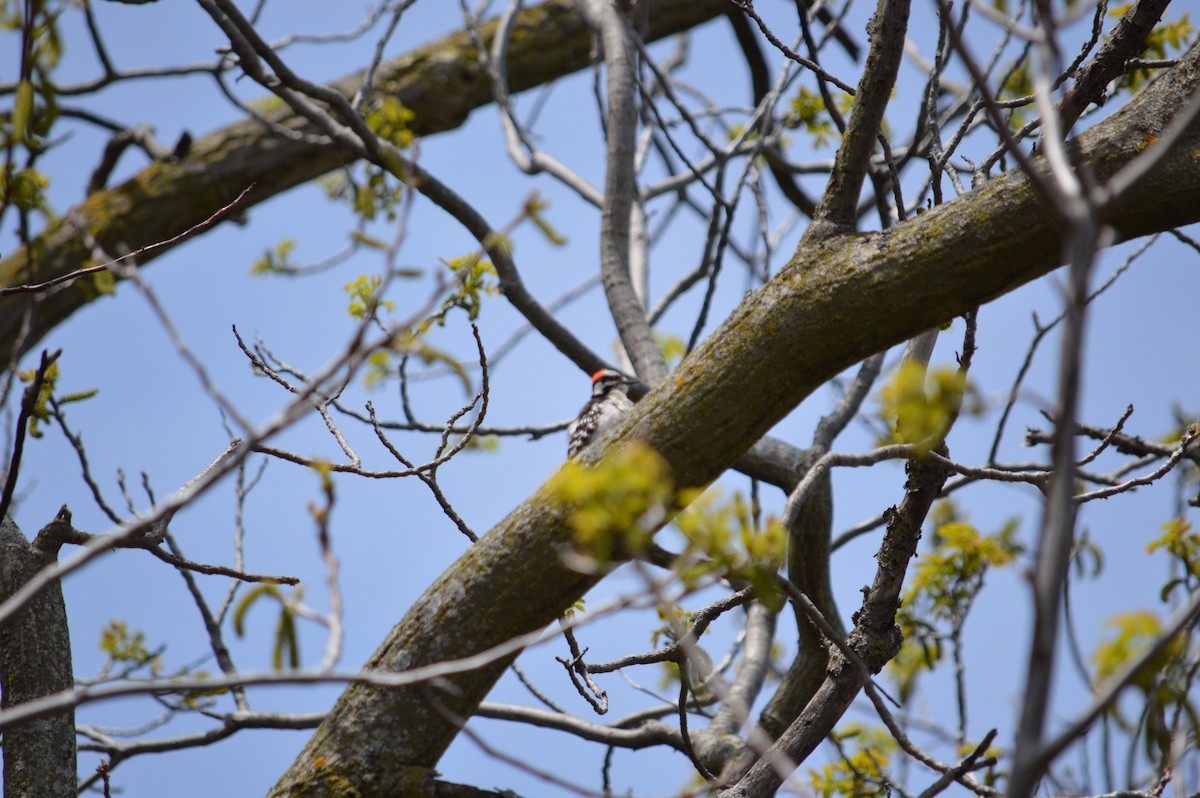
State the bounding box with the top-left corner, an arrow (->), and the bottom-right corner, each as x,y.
266,43 -> 1200,795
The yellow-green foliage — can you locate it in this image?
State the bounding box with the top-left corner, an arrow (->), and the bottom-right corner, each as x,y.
785,85 -> 837,148
251,238 -> 295,274
877,362 -> 973,454
2,1 -> 62,153
907,513 -> 1021,622
673,491 -> 787,609
99,620 -> 161,676
82,265 -> 116,298
99,620 -> 226,707
889,501 -> 1021,702
366,96 -> 416,150
998,61 -> 1034,127
654,332 -> 686,371
17,360 -> 57,437
547,441 -> 676,562
439,252 -> 498,322
563,597 -> 587,620
1115,7 -> 1194,90
17,360 -> 97,438
524,193 -> 566,246
343,274 -> 396,319
2,166 -> 49,212
549,443 -> 786,606
808,724 -> 894,798
1092,610 -> 1183,691
1146,517 -> 1200,600
12,80 -> 34,143
1091,609 -> 1195,759
651,605 -> 716,694
233,584 -> 303,671
326,164 -> 408,222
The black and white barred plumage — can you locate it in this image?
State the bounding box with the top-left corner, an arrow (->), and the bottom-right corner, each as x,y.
567,369 -> 634,459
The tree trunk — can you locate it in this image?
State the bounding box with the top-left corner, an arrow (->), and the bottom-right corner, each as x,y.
0,513 -> 76,798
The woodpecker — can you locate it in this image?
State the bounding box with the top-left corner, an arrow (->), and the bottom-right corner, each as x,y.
567,368 -> 634,460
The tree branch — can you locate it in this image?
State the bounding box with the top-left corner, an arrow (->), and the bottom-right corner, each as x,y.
266,43 -> 1200,795
0,0 -> 727,360
803,0 -> 912,241
582,0 -> 669,384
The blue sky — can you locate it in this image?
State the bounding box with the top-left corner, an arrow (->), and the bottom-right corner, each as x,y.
4,1 -> 1199,796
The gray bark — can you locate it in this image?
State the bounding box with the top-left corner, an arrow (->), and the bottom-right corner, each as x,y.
0,512 -> 76,798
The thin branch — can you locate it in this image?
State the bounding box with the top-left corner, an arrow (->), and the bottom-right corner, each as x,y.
0,185 -> 256,298
803,0 -> 911,241
0,348 -> 60,522
580,0 -> 668,383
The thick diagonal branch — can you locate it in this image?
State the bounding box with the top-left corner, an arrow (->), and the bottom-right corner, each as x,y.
0,0 -> 726,360
266,44 -> 1200,796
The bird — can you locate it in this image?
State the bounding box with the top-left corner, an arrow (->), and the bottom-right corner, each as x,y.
567,368 -> 634,460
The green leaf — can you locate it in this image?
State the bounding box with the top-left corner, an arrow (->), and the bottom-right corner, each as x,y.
349,230 -> 389,250
524,194 -> 567,246
547,441 -> 676,563
252,238 -> 296,275
12,79 -> 34,143
1146,517 -> 1200,587
274,608 -> 300,671
58,388 -> 99,405
232,583 -> 281,637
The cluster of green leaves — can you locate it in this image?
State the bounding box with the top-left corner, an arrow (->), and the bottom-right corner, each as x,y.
808,724 -> 895,798
344,274 -> 396,320
98,620 -> 227,709
1,164 -> 50,213
437,250 -> 499,323
654,332 -> 686,371
2,0 -> 63,217
1146,517 -> 1200,600
251,238 -> 296,275
1091,608 -> 1197,761
1092,610 -> 1184,690
523,192 -> 566,245
784,85 -> 837,148
998,62 -> 1035,128
17,360 -> 97,438
341,258 -> 490,394
78,261 -> 116,298
889,501 -> 1022,702
547,442 -> 786,607
99,620 -> 162,676
294,175 -> 561,401
365,96 -> 415,150
1118,8 -> 1194,91
650,605 -> 718,694
319,165 -> 408,224
232,464 -> 342,671
877,362 -> 975,455
673,491 -> 787,609
547,441 -> 677,562
350,248 -> 498,390
1075,517 -> 1200,760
